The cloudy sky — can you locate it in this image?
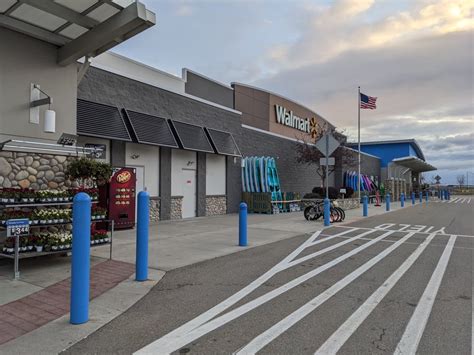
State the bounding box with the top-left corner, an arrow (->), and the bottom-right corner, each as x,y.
113,0 -> 473,184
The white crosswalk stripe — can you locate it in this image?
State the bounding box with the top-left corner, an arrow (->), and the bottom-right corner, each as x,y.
136,228 -> 395,354
236,232 -> 418,354
134,226 -> 471,355
315,231 -> 439,354
394,235 -> 457,354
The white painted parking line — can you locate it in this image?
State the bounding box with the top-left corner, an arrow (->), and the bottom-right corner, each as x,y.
235,231 -> 417,354
315,231 -> 438,354
468,198 -> 472,204
394,235 -> 457,355
135,228 -> 395,354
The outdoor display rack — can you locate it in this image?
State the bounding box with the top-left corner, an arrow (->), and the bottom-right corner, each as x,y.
0,192 -> 114,280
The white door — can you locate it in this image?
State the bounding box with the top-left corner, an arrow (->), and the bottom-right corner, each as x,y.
181,169 -> 196,218
128,166 -> 144,222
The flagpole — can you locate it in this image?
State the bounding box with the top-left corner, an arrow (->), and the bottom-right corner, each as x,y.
358,86 -> 361,200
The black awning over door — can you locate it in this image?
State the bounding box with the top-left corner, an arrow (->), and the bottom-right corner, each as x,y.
77,99 -> 131,141
205,128 -> 241,156
170,121 -> 214,153
124,110 -> 179,148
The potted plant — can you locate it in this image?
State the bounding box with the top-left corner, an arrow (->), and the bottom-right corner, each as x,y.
4,237 -> 15,254
50,235 -> 59,251
19,236 -> 27,252
32,235 -> 44,252
93,230 -> 108,244
64,233 -> 72,249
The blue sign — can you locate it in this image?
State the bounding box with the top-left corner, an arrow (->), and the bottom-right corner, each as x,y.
6,218 -> 30,236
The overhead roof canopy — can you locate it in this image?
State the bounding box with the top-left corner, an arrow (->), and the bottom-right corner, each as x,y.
0,0 -> 155,65
392,156 -> 436,173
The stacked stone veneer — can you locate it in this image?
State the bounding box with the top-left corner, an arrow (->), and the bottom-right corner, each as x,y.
170,196 -> 182,220
206,195 -> 227,216
0,152 -> 77,190
149,197 -> 160,222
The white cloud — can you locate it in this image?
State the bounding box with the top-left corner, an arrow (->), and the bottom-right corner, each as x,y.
264,0 -> 474,70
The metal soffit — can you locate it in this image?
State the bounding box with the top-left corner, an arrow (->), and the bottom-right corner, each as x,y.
0,0 -> 155,65
392,156 -> 436,172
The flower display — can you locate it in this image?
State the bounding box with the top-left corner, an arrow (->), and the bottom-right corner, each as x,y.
91,206 -> 107,220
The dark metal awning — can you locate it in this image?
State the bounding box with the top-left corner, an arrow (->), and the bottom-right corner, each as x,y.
0,1 -> 155,65
392,156 -> 436,172
77,99 -> 131,141
124,109 -> 179,148
170,121 -> 214,153
205,128 -> 241,157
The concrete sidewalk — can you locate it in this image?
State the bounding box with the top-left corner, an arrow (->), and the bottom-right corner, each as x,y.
0,198 -> 411,352
91,200 -> 408,271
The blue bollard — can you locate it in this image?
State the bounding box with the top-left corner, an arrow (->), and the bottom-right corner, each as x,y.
425,191 -> 429,202
363,195 -> 368,217
419,192 -> 423,203
239,202 -> 248,246
324,198 -> 330,226
70,192 -> 91,325
136,191 -> 150,281
411,192 -> 415,205
400,193 -> 405,207
386,194 -> 391,211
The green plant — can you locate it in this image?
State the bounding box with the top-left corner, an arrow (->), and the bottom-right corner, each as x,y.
66,158 -> 112,185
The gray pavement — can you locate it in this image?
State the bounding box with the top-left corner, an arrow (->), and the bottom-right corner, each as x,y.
63,197 -> 474,354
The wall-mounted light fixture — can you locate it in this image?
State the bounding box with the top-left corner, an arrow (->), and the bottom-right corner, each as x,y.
30,84 -> 56,133
130,153 -> 140,160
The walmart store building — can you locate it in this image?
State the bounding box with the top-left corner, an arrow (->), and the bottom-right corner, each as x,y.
74,53 -> 385,220
0,2 -> 434,222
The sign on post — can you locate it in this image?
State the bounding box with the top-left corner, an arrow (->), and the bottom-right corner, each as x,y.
6,218 -> 29,280
315,133 -> 340,199
315,133 -> 340,157
320,157 -> 335,166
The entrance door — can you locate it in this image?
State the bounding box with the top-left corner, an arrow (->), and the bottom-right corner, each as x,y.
181,169 -> 196,218
128,165 -> 144,222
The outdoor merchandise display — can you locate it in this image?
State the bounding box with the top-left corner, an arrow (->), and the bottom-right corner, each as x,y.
242,156 -> 282,199
343,171 -> 379,192
99,167 -> 136,230
242,157 -> 300,213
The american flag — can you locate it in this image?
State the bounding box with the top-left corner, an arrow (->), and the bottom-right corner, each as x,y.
360,93 -> 377,109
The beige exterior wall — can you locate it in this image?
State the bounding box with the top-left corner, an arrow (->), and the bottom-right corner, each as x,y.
0,28 -> 77,143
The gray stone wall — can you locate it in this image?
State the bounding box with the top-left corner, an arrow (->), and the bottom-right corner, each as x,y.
206,195 -> 227,216
150,197 -> 160,222
0,152 -> 75,189
170,196 -> 183,220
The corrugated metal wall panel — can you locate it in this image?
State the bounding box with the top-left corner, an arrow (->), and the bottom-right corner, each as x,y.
77,99 -> 131,141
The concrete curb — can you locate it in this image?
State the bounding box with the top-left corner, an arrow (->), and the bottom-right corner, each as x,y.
0,268 -> 165,355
